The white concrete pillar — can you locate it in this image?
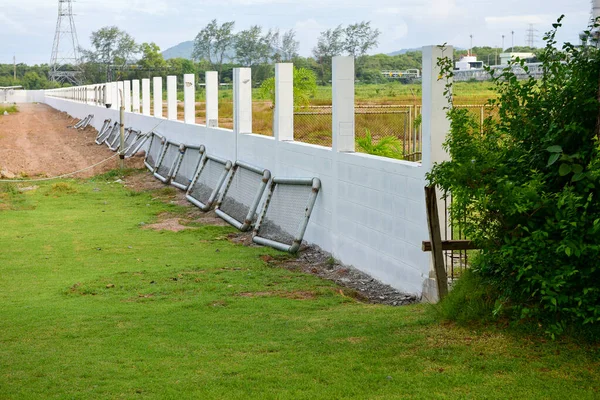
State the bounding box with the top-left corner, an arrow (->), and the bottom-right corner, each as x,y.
153,77 -> 163,118
184,73 -> 196,124
132,80 -> 140,113
104,83 -> 112,107
167,75 -> 177,120
117,81 -> 124,109
142,78 -> 151,116
102,85 -> 107,106
274,63 -> 294,141
421,45 -> 453,289
124,81 -> 131,112
332,56 -> 355,152
111,82 -> 118,109
233,68 -> 252,134
421,45 -> 452,169
205,71 -> 219,127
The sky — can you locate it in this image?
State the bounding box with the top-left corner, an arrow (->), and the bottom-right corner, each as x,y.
0,0 -> 593,65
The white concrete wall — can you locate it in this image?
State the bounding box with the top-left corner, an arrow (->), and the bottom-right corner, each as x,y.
4,90 -> 45,103
43,48 -> 449,296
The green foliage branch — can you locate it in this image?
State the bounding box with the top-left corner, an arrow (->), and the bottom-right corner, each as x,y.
428,17 -> 600,337
259,67 -> 317,108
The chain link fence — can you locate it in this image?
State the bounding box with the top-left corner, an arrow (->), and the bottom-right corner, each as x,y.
292,104 -> 493,162
294,105 -> 421,161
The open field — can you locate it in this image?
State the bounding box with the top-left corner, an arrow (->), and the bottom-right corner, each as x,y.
179,81 -> 496,105
0,170 -> 599,399
0,104 -> 599,398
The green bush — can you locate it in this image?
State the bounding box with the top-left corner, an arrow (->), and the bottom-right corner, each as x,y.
356,129 -> 403,159
428,18 -> 600,338
432,270 -> 500,325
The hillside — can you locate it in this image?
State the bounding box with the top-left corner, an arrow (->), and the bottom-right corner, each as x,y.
386,47 -> 422,56
162,41 -> 194,60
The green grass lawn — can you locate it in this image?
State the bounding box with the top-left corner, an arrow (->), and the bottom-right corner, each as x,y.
0,171 -> 599,399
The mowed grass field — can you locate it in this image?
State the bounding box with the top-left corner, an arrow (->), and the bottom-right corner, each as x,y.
0,170 -> 599,398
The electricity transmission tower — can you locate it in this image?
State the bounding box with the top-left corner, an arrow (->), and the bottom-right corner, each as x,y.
525,24 -> 538,48
49,0 -> 82,85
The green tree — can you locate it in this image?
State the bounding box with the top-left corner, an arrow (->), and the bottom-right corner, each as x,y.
22,71 -> 46,90
259,67 -> 317,108
168,58 -> 195,75
280,29 -> 300,62
192,19 -> 236,77
234,25 -> 272,67
138,42 -> 167,73
343,21 -> 380,59
80,26 -> 139,81
312,25 -> 344,84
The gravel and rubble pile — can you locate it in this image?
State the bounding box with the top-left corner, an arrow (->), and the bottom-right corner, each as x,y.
281,246 -> 420,306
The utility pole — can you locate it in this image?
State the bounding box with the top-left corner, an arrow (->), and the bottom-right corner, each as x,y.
469,34 -> 473,56
119,88 -> 125,169
502,35 -> 505,51
511,30 -> 515,51
13,55 -> 16,81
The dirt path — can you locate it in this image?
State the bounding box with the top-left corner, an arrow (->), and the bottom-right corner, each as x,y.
0,103 -> 127,178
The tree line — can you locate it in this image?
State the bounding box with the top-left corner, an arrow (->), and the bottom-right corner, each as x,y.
1,21 -> 538,89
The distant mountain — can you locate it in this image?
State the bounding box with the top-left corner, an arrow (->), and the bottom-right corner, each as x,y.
386,47 -> 465,56
162,41 -> 194,60
386,48 -> 423,56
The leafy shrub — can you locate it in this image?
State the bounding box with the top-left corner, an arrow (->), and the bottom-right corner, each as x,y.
0,105 -> 18,114
356,129 -> 403,159
428,18 -> 600,337
259,67 -> 317,108
432,270 -> 500,325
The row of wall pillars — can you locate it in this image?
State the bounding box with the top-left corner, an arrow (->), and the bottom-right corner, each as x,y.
90,50 -> 447,167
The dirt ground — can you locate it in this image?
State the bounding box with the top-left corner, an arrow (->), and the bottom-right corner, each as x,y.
0,103 -> 142,179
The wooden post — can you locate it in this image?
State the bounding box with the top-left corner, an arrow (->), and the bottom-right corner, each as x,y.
425,186 -> 449,299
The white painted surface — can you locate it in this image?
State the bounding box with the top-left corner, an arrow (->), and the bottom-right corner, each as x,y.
274,63 -> 293,141
205,71 -> 218,127
233,68 -> 252,135
332,57 -> 355,153
153,77 -> 163,118
111,82 -> 118,110
421,45 -> 452,169
43,46 -> 450,296
132,80 -> 140,113
184,74 -> 195,124
4,90 -> 45,103
117,82 -> 124,110
421,45 -> 453,302
124,81 -> 131,112
142,79 -> 151,116
167,75 -> 177,121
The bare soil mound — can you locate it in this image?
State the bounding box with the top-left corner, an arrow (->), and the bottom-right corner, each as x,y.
0,103 -> 142,178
